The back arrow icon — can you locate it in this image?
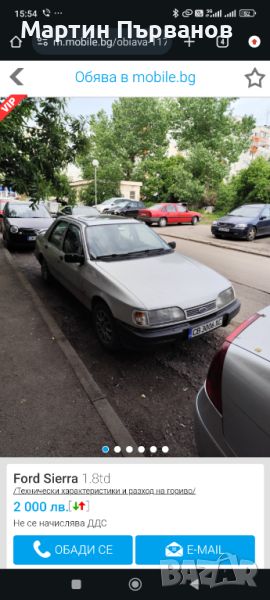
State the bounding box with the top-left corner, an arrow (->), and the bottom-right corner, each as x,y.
10,68 -> 24,85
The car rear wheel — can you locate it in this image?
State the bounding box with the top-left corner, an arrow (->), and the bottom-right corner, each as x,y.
93,301 -> 120,350
159,217 -> 167,227
191,216 -> 198,225
246,226 -> 256,242
41,258 -> 52,283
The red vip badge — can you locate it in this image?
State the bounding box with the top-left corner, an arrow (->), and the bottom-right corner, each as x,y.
0,94 -> 27,122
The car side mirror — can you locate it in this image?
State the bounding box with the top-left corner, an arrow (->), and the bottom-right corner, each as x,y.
260,215 -> 267,220
64,253 -> 84,265
168,241 -> 176,250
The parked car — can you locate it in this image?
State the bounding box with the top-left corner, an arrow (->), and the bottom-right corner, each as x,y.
110,200 -> 145,217
35,215 -> 240,350
2,201 -> 53,249
195,306 -> 270,456
137,203 -> 202,227
211,203 -> 270,241
57,205 -> 99,217
97,198 -> 132,214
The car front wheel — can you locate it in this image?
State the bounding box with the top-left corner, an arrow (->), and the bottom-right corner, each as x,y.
93,301 -> 120,350
159,217 -> 167,227
191,216 -> 198,225
246,226 -> 256,242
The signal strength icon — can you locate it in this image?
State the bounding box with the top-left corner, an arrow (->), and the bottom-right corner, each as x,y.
225,10 -> 237,17
210,9 -> 223,17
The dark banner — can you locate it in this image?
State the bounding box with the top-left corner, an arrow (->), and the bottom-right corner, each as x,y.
0,5 -> 267,60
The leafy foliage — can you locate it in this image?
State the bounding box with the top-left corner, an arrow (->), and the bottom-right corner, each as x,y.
80,98 -> 255,207
0,98 -> 88,201
216,157 -> 270,212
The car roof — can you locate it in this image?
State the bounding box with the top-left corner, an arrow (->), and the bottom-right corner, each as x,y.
236,203 -> 266,208
57,214 -> 139,226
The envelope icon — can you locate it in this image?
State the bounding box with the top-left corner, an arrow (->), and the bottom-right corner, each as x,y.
165,542 -> 184,557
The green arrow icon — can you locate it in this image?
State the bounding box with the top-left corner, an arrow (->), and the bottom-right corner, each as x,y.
73,502 -> 79,511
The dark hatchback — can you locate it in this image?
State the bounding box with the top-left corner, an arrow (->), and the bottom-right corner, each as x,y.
110,200 -> 145,218
211,204 -> 270,241
2,201 -> 53,249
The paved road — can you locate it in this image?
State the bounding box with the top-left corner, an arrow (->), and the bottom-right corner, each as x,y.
7,239 -> 270,457
162,223 -> 270,257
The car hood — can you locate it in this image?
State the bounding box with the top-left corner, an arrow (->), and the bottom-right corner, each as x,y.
7,217 -> 53,229
217,215 -> 256,225
97,251 -> 231,310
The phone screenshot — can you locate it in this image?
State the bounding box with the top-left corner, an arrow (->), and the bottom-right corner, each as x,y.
0,4 -> 269,596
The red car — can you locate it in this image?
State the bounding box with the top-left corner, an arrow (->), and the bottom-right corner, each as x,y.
137,203 -> 202,227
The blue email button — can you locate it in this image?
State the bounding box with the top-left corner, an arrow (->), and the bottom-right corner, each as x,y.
136,536 -> 255,565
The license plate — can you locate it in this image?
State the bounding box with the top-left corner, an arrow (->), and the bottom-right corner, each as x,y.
189,317 -> 223,338
218,227 -> 230,232
28,236 -> 36,241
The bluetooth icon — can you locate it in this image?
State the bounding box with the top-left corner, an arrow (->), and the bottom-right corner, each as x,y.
173,8 -> 179,18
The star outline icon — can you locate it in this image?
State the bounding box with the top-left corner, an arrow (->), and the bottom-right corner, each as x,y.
245,68 -> 266,88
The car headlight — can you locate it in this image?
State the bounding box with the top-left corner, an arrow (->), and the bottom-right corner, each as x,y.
132,307 -> 185,327
235,223 -> 247,229
212,221 -> 217,225
216,287 -> 235,309
10,225 -> 19,233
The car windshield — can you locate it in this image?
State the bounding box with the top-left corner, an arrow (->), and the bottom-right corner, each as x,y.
85,222 -> 172,260
73,206 -> 98,215
229,206 -> 262,218
6,204 -> 50,218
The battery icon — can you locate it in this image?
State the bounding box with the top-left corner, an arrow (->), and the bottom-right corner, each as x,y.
239,9 -> 256,17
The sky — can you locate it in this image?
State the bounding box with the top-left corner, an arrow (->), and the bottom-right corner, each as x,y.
68,97 -> 270,126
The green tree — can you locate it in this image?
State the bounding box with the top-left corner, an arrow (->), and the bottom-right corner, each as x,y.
133,155 -> 204,206
112,98 -> 170,177
170,98 -> 255,202
80,98 -> 255,206
79,99 -> 171,201
216,157 -> 270,213
79,110 -> 123,204
0,98 -> 88,201
232,156 -> 270,204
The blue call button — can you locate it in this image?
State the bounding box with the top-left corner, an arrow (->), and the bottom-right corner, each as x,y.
14,536 -> 133,565
136,536 -> 255,565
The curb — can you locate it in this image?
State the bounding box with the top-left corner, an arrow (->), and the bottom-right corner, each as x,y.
3,247 -> 139,457
162,233 -> 270,259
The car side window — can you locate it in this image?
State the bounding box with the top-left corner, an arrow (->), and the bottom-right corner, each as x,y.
167,205 -> 177,212
63,224 -> 83,255
176,206 -> 186,213
49,221 -> 69,249
261,206 -> 270,218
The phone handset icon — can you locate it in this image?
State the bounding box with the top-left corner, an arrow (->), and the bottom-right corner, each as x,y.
33,540 -> 51,559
